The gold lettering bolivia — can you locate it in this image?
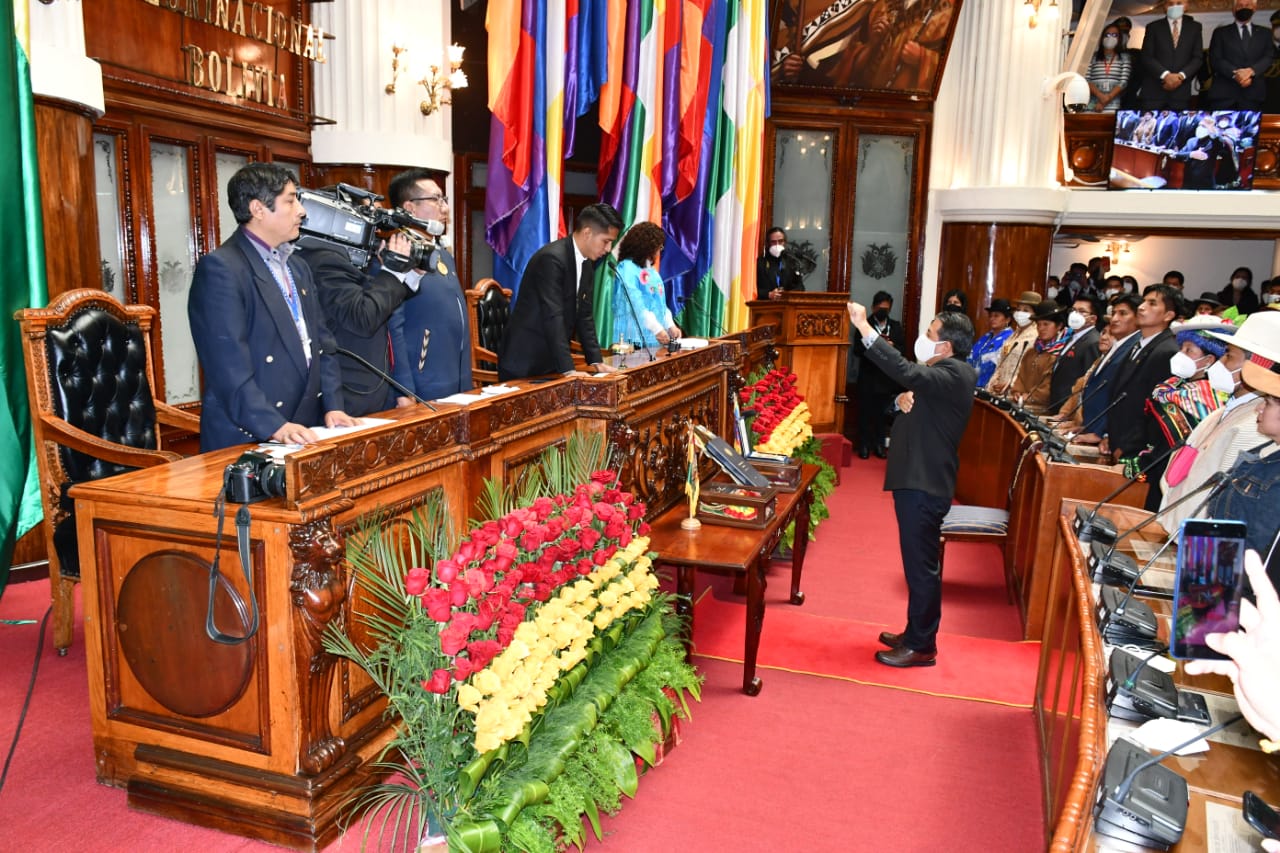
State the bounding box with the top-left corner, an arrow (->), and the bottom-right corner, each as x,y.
182,44 -> 288,111
144,0 -> 327,63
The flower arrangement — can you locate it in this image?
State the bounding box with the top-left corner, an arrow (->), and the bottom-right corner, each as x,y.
324,432 -> 701,853
739,366 -> 837,547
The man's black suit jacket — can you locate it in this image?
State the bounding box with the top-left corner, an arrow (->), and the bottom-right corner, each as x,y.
864,337 -> 977,501
188,227 -> 345,451
1047,327 -> 1100,415
498,236 -> 604,380
1140,16 -> 1204,108
756,254 -> 805,298
1106,329 -> 1178,457
298,246 -> 416,416
1206,21 -> 1274,108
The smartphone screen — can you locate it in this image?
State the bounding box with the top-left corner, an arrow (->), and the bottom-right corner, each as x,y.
1244,791 -> 1280,841
1171,518 -> 1247,659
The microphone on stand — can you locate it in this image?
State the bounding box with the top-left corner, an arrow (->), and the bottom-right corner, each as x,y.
335,347 -> 437,411
678,290 -> 729,339
1094,714 -> 1245,849
1075,390 -> 1128,440
992,341 -> 1030,409
1106,647 -> 1178,721
1092,471 -> 1229,581
1052,377 -> 1109,429
609,256 -> 655,362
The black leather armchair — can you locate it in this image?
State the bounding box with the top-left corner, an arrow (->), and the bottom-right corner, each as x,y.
16,289 -> 199,654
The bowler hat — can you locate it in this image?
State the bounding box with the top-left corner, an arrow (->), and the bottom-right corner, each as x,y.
1031,300 -> 1067,322
1193,291 -> 1221,308
1272,8 -> 1280,25
1015,291 -> 1043,307
986,298 -> 1013,316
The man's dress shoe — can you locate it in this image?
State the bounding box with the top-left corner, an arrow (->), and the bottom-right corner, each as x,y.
878,631 -> 904,648
875,646 -> 937,668
858,448 -> 871,459
873,446 -> 888,459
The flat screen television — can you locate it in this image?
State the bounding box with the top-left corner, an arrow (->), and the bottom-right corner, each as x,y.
1109,109 -> 1261,191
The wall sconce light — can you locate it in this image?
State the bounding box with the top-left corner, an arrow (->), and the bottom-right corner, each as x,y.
1106,240 -> 1130,264
1025,0 -> 1059,29
419,44 -> 467,116
384,44 -> 408,95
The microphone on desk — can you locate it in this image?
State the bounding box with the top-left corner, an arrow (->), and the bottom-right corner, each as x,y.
1105,647 -> 1179,721
991,342 -> 1030,409
608,256 -> 656,363
1091,471 -> 1229,581
1094,714 -> 1244,849
1074,390 -> 1128,442
335,347 -> 437,411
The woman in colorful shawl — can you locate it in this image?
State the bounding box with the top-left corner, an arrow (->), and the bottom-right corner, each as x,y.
1010,300 -> 1070,414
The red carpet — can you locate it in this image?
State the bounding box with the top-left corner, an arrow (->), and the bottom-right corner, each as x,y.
0,454 -> 1045,851
691,595 -> 1040,707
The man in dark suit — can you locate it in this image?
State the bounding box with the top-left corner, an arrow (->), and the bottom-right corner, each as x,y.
848,301 -> 977,668
1206,0 -> 1274,109
497,203 -> 622,381
1077,294 -> 1141,443
1140,3 -> 1204,109
851,290 -> 907,458
1177,114 -> 1233,188
385,168 -> 473,401
756,227 -> 806,299
299,231 -> 421,416
188,163 -> 357,452
1101,285 -> 1182,503
1047,295 -> 1103,415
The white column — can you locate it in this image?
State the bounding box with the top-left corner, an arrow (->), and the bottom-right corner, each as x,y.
310,0 -> 454,172
29,0 -> 104,115
920,0 -> 1072,327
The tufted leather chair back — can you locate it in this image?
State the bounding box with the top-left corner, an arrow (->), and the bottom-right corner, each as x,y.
474,282 -> 512,372
46,308 -> 160,486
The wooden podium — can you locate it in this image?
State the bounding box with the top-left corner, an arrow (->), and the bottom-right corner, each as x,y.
69,339 -> 764,849
746,292 -> 850,434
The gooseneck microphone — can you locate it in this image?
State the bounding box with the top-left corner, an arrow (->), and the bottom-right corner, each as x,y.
1053,377 -> 1109,428
608,257 -> 655,362
1075,390 -> 1128,439
1097,471 -> 1229,573
998,341 -> 1031,400
335,347 -> 437,411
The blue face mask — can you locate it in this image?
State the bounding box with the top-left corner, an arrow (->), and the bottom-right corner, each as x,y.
1167,5 -> 1184,20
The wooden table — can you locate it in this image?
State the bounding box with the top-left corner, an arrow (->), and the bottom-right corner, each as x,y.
648,465 -> 818,696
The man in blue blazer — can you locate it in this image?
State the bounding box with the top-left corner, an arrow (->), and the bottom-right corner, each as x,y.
188,163 -> 356,452
497,203 -> 622,381
1140,3 -> 1203,109
1206,0 -> 1275,109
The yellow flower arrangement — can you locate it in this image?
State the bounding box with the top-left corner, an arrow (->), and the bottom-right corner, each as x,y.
459,535 -> 658,753
756,401 -> 813,456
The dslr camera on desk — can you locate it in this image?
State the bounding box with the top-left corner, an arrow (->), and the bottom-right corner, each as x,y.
223,450 -> 287,503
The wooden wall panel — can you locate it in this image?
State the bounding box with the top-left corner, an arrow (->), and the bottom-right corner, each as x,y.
938,222 -> 1053,324
35,100 -> 100,304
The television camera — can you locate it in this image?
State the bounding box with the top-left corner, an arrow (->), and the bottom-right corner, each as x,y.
295,182 -> 445,273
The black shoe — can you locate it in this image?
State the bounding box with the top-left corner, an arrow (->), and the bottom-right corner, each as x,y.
873,446 -> 888,459
878,631 -> 905,649
858,447 -> 871,459
875,647 -> 937,668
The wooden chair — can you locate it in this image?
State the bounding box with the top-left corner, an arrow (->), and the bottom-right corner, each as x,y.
465,278 -> 588,386
16,289 -> 200,654
939,504 -> 1011,602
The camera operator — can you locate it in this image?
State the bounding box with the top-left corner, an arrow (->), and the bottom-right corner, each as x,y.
386,169 -> 473,401
188,163 -> 357,452
297,227 -> 423,416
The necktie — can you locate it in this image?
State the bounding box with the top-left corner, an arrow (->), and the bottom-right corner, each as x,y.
1172,20 -> 1180,48
1241,24 -> 1250,41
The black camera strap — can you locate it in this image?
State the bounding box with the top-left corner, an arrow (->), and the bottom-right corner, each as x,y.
206,487 -> 261,645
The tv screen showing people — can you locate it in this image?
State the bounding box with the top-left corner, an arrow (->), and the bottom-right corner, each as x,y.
1110,109 -> 1261,191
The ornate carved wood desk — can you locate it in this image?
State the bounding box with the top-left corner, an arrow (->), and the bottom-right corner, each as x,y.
746,293 -> 850,434
67,339 -> 757,849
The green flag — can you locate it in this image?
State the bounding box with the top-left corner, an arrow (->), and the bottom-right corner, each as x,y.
0,0 -> 50,598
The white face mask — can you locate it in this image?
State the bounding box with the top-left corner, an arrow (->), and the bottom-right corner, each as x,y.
1067,311 -> 1087,331
1013,310 -> 1032,328
1105,287 -> 1121,298
1264,293 -> 1280,305
1195,125 -> 1211,139
1167,4 -> 1184,21
1047,286 -> 1060,300
1232,277 -> 1248,290
767,244 -> 784,258
1103,35 -> 1119,48
914,333 -> 942,363
1207,361 -> 1239,394
1169,351 -> 1200,380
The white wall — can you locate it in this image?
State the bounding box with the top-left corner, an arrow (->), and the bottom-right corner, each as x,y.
1049,236 -> 1278,295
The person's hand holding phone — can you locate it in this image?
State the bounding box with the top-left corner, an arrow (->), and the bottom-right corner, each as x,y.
1184,550 -> 1280,744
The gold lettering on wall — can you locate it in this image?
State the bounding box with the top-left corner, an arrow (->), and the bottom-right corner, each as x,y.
214,0 -> 228,29
181,42 -> 286,109
149,0 -> 325,62
231,0 -> 246,36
